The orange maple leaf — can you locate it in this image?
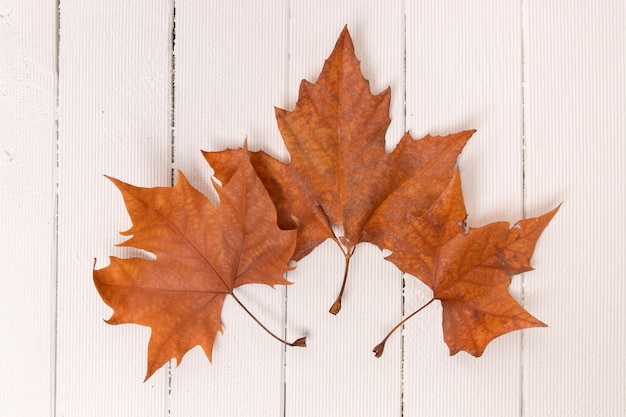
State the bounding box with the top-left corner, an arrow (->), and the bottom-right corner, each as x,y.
94,150 -> 304,381
374,172 -> 559,357
204,27 -> 474,314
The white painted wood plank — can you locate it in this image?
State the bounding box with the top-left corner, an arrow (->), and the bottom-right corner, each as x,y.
56,1 -> 173,415
404,2 -> 525,415
285,4 -> 404,416
0,1 -> 56,416
523,1 -> 626,415
169,2 -> 290,416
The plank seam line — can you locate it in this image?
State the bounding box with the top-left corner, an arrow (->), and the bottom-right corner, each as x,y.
52,1 -> 61,416
282,3 -> 292,417
400,1 -> 407,416
519,0 -> 528,416
167,2 -> 177,416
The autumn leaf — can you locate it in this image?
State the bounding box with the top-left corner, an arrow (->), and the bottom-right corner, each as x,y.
373,172 -> 559,357
204,26 -> 475,314
93,149 -> 305,381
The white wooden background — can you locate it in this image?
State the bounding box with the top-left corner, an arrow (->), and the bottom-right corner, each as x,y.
1,1 -> 624,416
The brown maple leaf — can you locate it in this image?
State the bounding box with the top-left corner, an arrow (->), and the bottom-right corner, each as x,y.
373,172 -> 559,357
203,26 -> 475,314
93,149 -> 305,381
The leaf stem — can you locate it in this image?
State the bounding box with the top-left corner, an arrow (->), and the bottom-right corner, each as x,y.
313,203 -> 356,315
329,247 -> 355,315
230,291 -> 306,348
373,297 -> 435,357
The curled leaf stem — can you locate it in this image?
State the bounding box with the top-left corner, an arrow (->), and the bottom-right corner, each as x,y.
373,297 -> 436,358
329,246 -> 355,315
314,204 -> 356,315
230,291 -> 306,348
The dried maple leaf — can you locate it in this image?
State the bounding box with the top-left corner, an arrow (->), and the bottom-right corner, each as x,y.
94,149 -> 305,381
373,172 -> 559,357
204,27 -> 475,314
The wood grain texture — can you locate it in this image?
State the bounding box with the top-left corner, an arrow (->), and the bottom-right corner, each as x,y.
404,2 -> 526,415
0,1 -> 56,415
3,0 -> 625,416
56,1 -> 173,416
170,2 -> 289,416
522,1 -> 626,415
